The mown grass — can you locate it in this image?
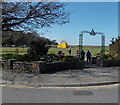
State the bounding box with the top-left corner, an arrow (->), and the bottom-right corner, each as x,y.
48,46 -> 109,56
1,47 -> 28,55
1,46 -> 109,58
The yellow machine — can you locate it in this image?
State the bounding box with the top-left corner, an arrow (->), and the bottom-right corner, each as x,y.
57,42 -> 69,48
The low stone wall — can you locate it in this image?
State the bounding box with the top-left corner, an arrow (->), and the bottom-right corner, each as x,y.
0,60 -> 84,74
0,59 -> 16,69
13,61 -> 47,73
13,62 -> 33,72
96,59 -> 120,67
46,61 -> 83,73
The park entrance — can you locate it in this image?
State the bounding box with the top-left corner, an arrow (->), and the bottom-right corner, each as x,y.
79,29 -> 105,58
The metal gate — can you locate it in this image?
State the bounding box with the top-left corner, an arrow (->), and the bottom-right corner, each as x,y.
79,29 -> 105,57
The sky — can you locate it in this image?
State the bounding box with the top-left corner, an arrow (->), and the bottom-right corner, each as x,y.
38,2 -> 118,46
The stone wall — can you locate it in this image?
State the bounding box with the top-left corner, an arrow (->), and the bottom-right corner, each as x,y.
0,59 -> 16,69
46,61 -> 83,73
0,60 -> 84,74
96,59 -> 120,67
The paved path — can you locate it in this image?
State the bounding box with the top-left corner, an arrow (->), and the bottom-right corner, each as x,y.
1,65 -> 119,87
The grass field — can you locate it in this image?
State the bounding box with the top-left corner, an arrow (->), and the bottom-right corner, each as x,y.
0,46 -> 109,59
1,47 -> 28,55
0,47 -> 28,59
48,46 -> 109,56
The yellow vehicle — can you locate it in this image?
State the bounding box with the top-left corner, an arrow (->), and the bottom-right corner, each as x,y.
57,42 -> 69,48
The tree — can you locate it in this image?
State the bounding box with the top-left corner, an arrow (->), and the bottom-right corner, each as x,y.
2,30 -> 51,47
109,37 -> 120,59
2,30 -> 27,46
27,34 -> 50,60
2,1 -> 69,32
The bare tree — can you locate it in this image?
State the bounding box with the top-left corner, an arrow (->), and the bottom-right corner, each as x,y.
2,1 -> 69,32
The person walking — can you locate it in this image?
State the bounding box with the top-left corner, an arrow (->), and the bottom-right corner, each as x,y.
86,50 -> 91,63
80,50 -> 85,60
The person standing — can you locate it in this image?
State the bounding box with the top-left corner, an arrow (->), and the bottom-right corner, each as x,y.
61,52 -> 64,60
67,48 -> 71,55
76,49 -> 79,56
58,50 -> 62,56
80,50 -> 85,60
86,50 -> 91,63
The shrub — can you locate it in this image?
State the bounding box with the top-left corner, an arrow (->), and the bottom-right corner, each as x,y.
14,54 -> 31,61
2,54 -> 14,60
2,53 -> 31,61
59,56 -> 79,63
39,54 -> 60,62
27,37 -> 50,61
109,37 -> 120,60
100,54 -> 114,60
108,57 -> 115,60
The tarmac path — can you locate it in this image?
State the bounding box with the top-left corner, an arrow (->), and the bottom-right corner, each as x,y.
0,65 -> 119,87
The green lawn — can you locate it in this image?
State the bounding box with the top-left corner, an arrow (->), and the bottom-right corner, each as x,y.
1,47 -> 28,55
48,46 -> 109,56
0,46 -> 109,59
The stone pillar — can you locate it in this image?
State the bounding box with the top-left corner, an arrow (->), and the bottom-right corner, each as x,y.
35,61 -> 47,74
6,59 -> 16,69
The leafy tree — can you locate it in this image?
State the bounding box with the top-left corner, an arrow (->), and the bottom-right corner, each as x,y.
109,37 -> 120,59
27,36 -> 50,60
2,1 -> 69,32
2,30 -> 27,46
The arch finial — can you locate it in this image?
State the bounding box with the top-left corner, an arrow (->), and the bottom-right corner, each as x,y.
90,29 -> 96,36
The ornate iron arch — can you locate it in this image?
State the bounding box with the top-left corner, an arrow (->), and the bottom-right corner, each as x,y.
79,29 -> 105,58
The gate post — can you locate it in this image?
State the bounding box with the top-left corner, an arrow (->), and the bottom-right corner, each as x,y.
101,35 -> 105,56
79,33 -> 83,59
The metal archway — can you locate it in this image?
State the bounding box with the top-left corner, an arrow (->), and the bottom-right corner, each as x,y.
79,29 -> 105,58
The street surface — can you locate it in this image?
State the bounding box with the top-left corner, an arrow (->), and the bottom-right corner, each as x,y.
1,65 -> 119,103
2,84 -> 118,103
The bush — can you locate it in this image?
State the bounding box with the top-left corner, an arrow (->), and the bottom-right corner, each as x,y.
109,37 -> 120,60
13,54 -> 31,61
108,57 -> 115,60
39,54 -> 60,62
59,56 -> 79,63
2,54 -> 14,60
100,54 -> 114,60
27,35 -> 51,61
2,54 -> 31,61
